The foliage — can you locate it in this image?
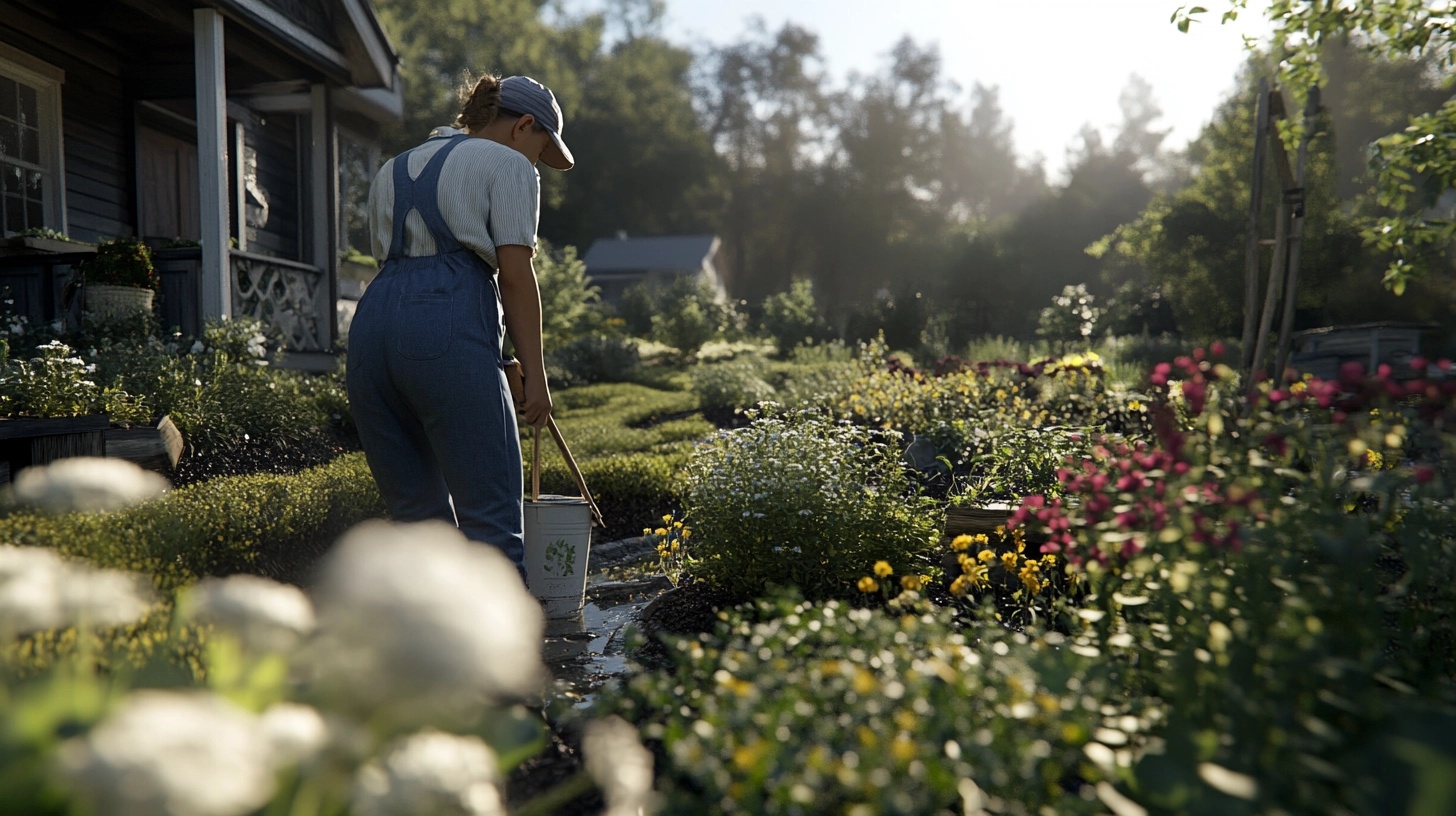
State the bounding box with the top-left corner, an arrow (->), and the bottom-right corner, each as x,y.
759,278 -> 827,357
609,594 -> 1120,815
0,340 -> 149,424
680,406 -> 941,600
534,239 -> 602,348
529,381 -> 706,540
1036,283 -> 1102,351
1180,0 -> 1456,290
78,237 -> 160,291
0,453 -> 383,597
547,332 -> 643,387
1006,345 -> 1456,812
689,357 -> 775,413
643,511 -> 691,586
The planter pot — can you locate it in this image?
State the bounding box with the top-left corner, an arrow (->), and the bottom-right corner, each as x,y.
945,502 -> 1018,537
85,284 -> 155,321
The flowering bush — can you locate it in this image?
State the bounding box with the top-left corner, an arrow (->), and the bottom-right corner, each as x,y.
79,237 -> 160,291
0,339 -> 150,423
1002,347 -> 1456,812
681,406 -> 941,600
609,594 -> 1130,814
1036,283 -> 1101,351
690,357 -> 776,414
0,460 -> 654,816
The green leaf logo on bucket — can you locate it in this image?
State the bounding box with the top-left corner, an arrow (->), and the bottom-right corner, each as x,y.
544,538 -> 576,577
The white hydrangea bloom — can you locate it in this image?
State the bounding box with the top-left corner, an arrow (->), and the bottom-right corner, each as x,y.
56,691 -> 276,816
351,730 -> 504,816
182,574 -> 316,653
12,457 -> 168,514
584,716 -> 658,816
309,520 -> 545,711
0,545 -> 153,633
259,702 -> 330,767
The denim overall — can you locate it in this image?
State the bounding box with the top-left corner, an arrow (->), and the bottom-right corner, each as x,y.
346,135 -> 525,574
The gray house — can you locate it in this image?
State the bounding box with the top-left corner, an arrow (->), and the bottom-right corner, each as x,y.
0,0 -> 401,368
582,234 -> 726,306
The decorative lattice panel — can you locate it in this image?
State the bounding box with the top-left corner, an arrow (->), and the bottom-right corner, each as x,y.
231,251 -> 326,352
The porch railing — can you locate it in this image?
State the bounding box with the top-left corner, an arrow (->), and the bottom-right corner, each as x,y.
230,250 -> 328,352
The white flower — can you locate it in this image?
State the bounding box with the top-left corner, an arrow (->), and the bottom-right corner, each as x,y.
351,730 -> 504,816
11,457 -> 169,514
0,545 -> 154,633
181,574 -> 316,653
56,690 -> 276,816
584,716 -> 658,816
309,520 -> 545,713
259,703 -> 330,767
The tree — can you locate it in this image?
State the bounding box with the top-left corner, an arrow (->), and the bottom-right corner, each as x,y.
1095,48 -> 1454,339
533,239 -> 600,347
1176,1 -> 1456,292
760,278 -> 827,356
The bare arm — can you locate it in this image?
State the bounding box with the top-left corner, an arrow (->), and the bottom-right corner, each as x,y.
496,244 -> 552,427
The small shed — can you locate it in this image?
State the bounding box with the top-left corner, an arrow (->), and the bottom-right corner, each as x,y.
1289,322 -> 1439,380
582,234 -> 726,306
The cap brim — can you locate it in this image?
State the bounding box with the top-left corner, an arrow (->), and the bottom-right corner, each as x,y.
543,131 -> 574,171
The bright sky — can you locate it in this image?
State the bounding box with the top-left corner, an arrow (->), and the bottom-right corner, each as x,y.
568,0 -> 1275,176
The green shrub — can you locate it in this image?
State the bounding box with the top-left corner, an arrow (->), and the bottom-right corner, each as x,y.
760,279 -> 827,357
548,333 -> 643,387
608,595 -> 1118,815
79,237 -> 159,291
0,340 -> 149,423
0,453 -> 383,591
681,407 -> 941,600
690,358 -> 776,412
535,239 -> 603,347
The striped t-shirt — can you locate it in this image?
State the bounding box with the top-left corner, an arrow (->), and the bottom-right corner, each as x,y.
367,126 -> 541,269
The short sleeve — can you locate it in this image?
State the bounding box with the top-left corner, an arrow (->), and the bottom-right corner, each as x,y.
487,156 -> 541,252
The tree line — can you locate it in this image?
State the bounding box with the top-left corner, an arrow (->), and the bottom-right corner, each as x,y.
372,0 -> 1454,348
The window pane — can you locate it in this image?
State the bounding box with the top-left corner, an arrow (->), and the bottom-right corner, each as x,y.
20,125 -> 38,165
0,77 -> 15,123
4,194 -> 23,232
0,120 -> 16,161
1,162 -> 19,194
25,198 -> 41,231
17,84 -> 37,129
26,169 -> 43,196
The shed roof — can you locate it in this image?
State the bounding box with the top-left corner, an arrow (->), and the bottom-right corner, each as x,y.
583,234 -> 719,273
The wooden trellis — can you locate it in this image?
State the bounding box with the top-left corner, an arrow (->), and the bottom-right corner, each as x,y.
1241,79 -> 1322,389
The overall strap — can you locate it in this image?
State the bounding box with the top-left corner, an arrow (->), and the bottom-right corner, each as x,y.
386,134 -> 471,260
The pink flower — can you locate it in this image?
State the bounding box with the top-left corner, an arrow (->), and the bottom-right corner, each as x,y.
1339,361 -> 1365,385
1414,466 -> 1435,485
1210,341 -> 1226,358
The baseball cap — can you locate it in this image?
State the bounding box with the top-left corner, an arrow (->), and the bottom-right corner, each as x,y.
499,75 -> 574,171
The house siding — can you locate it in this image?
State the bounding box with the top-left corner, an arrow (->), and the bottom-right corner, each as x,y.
1,8 -> 134,242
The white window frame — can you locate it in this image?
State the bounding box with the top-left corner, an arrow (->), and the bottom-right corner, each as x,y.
0,44 -> 65,237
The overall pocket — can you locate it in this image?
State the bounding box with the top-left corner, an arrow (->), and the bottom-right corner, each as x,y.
395,294 -> 453,360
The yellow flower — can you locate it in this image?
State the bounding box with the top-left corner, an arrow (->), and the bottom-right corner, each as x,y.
1001,551 -> 1020,572
653,527 -> 668,537
950,574 -> 972,596
977,550 -> 995,564
900,575 -> 923,592
662,514 -> 673,525
965,562 -> 989,588
950,534 -> 973,552
891,737 -> 917,763
858,576 -> 880,593
1290,380 -> 1308,395
873,560 -> 894,578
681,529 -> 692,539
642,527 -> 652,537
1128,399 -> 1144,411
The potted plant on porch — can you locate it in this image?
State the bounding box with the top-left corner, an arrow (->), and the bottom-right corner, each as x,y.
80,237 -> 160,321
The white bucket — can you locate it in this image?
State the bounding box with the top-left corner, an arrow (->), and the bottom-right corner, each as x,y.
523,494 -> 592,617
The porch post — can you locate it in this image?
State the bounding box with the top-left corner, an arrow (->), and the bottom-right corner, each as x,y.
194,8 -> 232,320
309,83 -> 336,346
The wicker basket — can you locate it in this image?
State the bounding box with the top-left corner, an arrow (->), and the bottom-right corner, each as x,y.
85,284 -> 154,321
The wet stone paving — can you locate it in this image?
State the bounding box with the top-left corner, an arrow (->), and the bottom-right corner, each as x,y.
541,536 -> 671,709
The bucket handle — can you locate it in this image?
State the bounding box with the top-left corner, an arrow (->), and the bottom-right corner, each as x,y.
508,357 -> 604,527
530,419 -> 605,528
